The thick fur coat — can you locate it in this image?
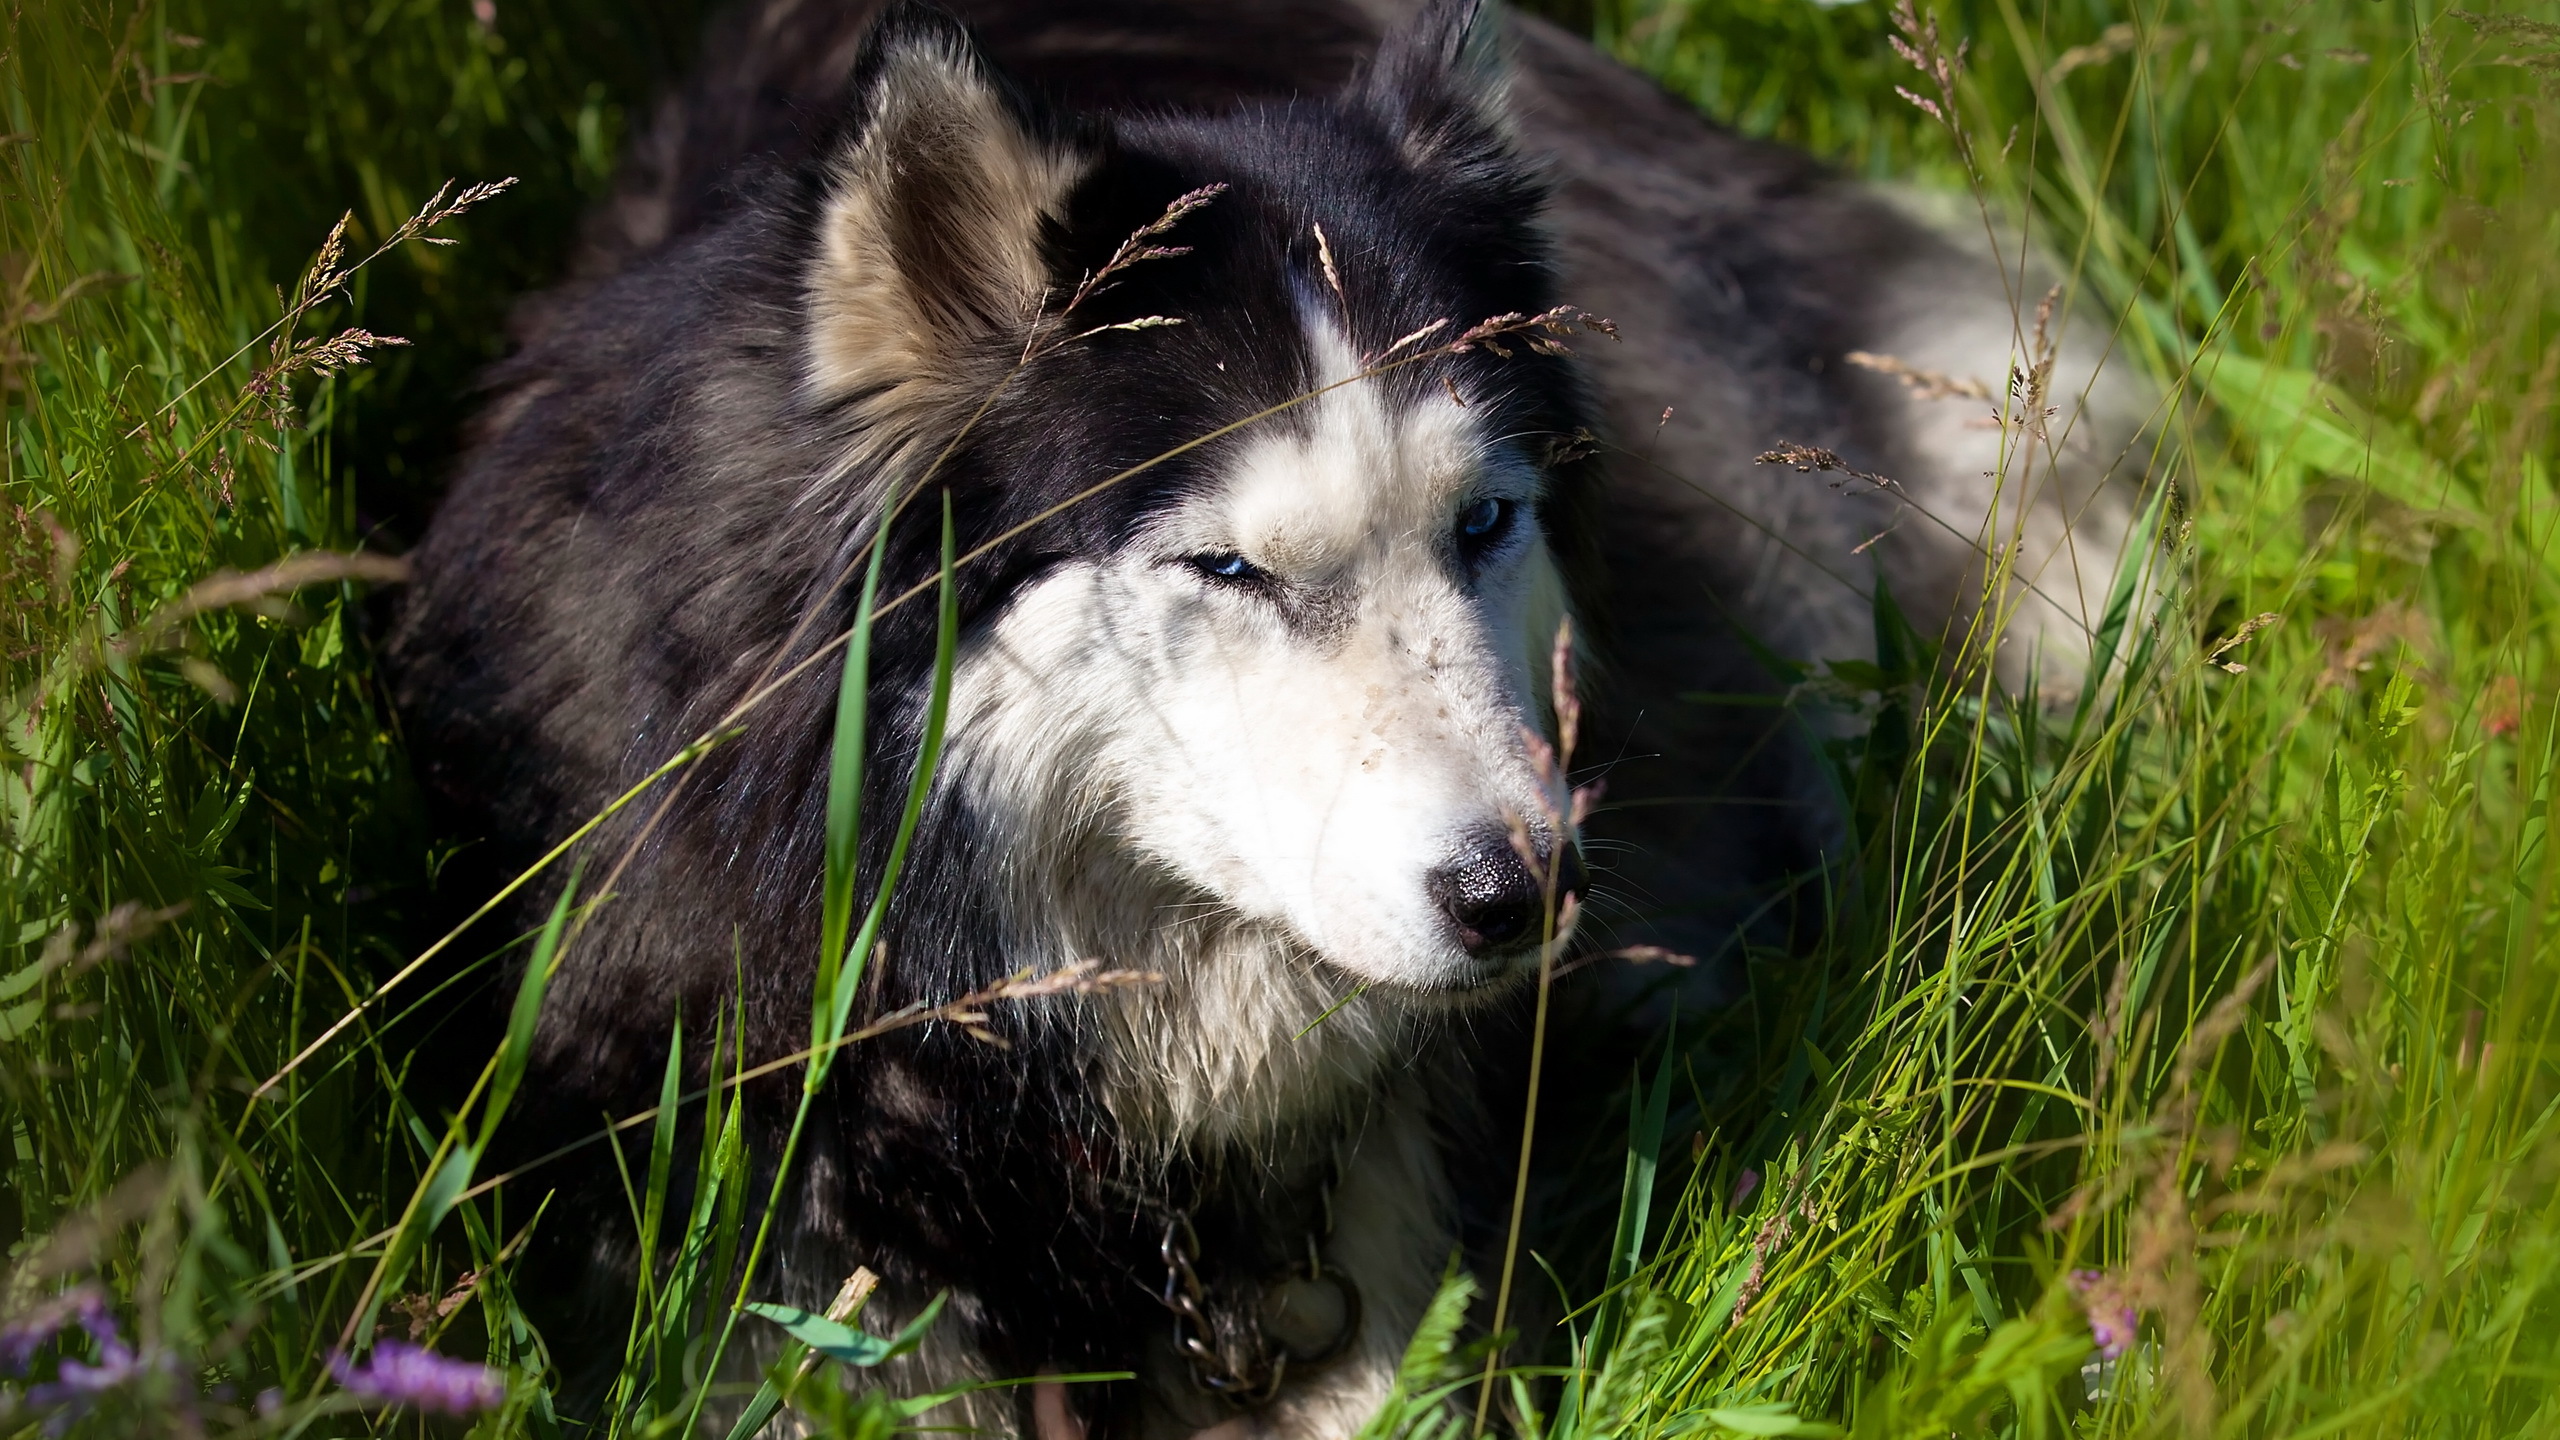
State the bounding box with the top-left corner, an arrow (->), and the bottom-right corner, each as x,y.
385,1 -> 2144,1435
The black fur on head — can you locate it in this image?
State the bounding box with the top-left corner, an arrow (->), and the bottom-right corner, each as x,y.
388,0 -> 1600,1416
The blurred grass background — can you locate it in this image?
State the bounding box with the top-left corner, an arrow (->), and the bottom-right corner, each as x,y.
2,0 -> 2556,1436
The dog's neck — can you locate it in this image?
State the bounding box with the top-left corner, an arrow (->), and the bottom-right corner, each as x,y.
1088,915 -> 1418,1166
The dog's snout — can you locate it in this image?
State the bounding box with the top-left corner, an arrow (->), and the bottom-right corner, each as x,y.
1429,831 -> 1582,955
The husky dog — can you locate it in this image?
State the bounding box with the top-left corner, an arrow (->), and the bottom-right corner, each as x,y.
387,0 -> 2142,1434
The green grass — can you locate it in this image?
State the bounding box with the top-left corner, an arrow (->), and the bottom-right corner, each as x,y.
3,0 -> 2557,1436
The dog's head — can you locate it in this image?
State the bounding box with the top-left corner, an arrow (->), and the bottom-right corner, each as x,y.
800,0 -> 1596,1065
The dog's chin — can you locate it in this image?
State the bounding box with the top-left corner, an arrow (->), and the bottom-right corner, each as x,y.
1322,942 -> 1536,1007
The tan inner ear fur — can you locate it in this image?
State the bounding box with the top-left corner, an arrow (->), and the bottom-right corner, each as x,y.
805,41 -> 1086,410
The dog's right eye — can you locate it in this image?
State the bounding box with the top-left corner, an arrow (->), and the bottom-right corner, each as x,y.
1186,552 -> 1271,586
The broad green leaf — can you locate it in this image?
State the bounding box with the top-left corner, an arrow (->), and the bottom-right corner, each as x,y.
2198,349 -> 2434,498
744,1290 -> 947,1367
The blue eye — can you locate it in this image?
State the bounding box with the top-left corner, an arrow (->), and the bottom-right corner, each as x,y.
1457,497 -> 1512,543
1189,552 -> 1267,584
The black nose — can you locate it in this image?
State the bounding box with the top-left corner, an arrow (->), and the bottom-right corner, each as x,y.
1428,831 -> 1583,955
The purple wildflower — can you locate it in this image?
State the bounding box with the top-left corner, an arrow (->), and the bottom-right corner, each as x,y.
2067,1268 -> 2139,1361
30,1339 -> 147,1401
329,1341 -> 504,1416
2088,1304 -> 2137,1359
0,1288 -> 112,1375
1730,1169 -> 1761,1210
22,1325 -> 179,1436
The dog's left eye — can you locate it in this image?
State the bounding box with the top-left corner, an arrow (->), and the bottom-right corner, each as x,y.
1187,551 -> 1271,586
1455,497 -> 1514,549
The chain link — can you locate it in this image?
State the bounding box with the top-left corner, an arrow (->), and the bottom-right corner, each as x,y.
1151,1151 -> 1358,1406
1160,1211 -> 1287,1403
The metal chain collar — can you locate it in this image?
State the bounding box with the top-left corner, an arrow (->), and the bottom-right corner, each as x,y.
1153,1157 -> 1363,1405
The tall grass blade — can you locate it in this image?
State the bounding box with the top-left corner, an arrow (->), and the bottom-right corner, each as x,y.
1588,1024 -> 1677,1377
702,491 -> 962,1438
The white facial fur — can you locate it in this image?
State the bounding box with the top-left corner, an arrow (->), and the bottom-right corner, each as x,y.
942,320 -> 1567,1152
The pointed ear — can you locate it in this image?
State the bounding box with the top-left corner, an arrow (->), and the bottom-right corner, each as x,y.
1359,0 -> 1518,169
805,2 -> 1089,403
